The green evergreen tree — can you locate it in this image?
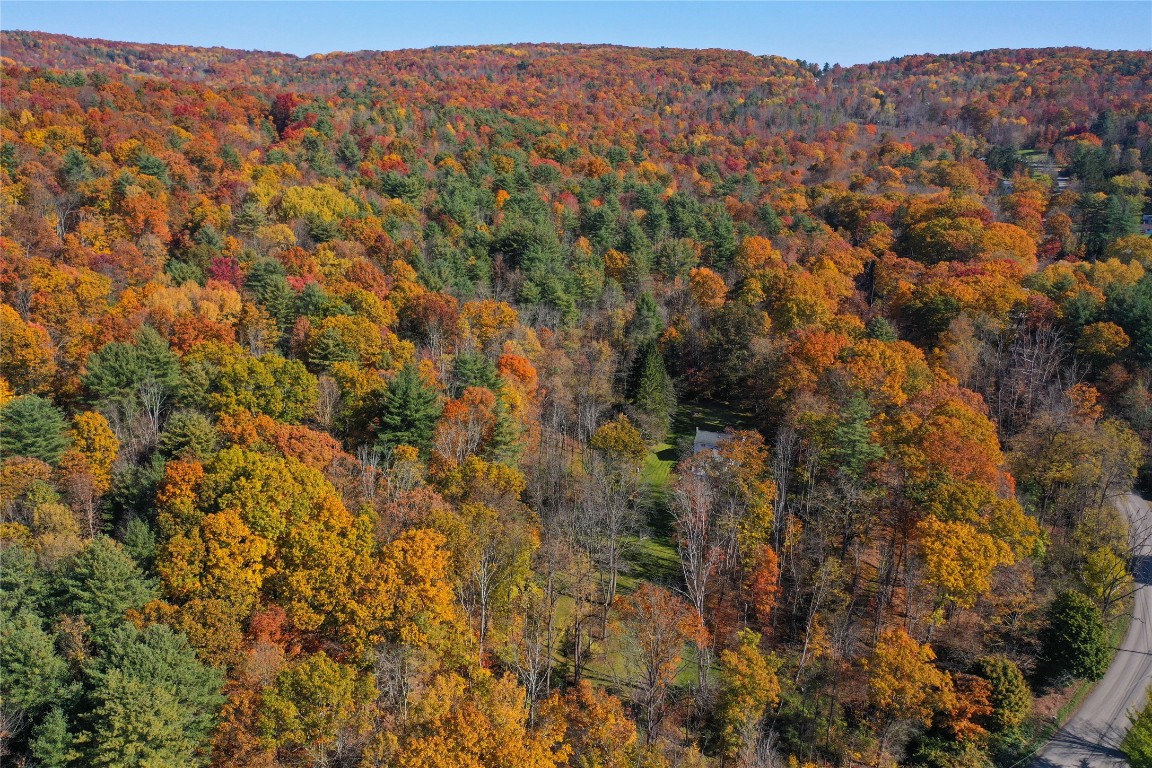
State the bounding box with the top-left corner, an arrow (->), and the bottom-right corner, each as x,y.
165,259 -> 203,286
831,393 -> 885,479
1077,190 -> 1138,261
31,707 -> 76,768
974,655 -> 1033,731
0,395 -> 69,464
485,395 -> 523,465
56,537 -> 158,649
634,184 -> 669,241
82,343 -> 140,405
306,327 -> 357,372
0,611 -> 75,715
296,282 -> 333,319
1041,590 -> 1110,682
234,195 -> 267,236
865,316 -> 899,342
754,198 -> 784,237
1109,274 -> 1152,366
1124,693 -> 1152,768
245,260 -> 296,332
0,544 -> 50,623
706,205 -> 737,269
336,133 -> 363,168
1105,192 -> 1141,241
102,454 -> 166,533
60,147 -> 93,188
219,145 -> 242,171
193,223 -> 224,251
627,291 -> 663,347
85,623 -> 224,743
121,518 -> 158,573
630,342 -> 676,442
374,363 -> 442,454
134,152 -> 169,184
84,670 -> 207,767
157,411 -> 219,461
667,191 -> 708,240
83,327 -> 182,417
452,352 -> 502,396
652,238 -> 700,279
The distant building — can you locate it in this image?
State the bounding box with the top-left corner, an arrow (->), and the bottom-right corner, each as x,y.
1141,214 -> 1152,237
693,428 -> 731,454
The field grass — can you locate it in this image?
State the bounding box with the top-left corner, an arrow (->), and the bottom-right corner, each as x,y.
671,398 -> 756,439
617,534 -> 680,592
627,441 -> 682,590
631,397 -> 758,582
640,443 -> 676,507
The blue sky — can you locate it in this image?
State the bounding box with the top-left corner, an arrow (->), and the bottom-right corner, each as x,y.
3,2 -> 1149,66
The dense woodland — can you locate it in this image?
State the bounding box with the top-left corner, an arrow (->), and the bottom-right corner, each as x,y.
1,31 -> 1151,768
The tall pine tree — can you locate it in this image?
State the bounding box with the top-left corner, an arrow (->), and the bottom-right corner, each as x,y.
831,393 -> 885,479
82,624 -> 224,767
0,395 -> 69,464
629,342 -> 676,443
485,395 -> 524,465
374,363 -> 443,454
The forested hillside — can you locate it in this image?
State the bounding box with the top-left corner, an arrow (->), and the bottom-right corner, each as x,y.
1,31 -> 1150,768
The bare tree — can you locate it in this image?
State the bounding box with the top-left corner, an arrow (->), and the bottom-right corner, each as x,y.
510,590 -> 557,724
316,375 -> 341,429
355,444 -> 382,501
977,320 -> 1070,436
671,466 -> 724,690
771,424 -> 799,552
578,449 -> 641,638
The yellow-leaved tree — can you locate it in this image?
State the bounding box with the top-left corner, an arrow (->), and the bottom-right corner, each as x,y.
863,628 -> 955,760
717,628 -> 782,760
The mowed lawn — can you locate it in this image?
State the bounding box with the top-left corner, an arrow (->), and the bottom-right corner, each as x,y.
627,397 -> 756,588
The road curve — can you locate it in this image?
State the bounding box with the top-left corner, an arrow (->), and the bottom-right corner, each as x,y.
1034,493 -> 1152,768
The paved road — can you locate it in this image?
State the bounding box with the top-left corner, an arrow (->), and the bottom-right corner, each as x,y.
1034,493 -> 1152,768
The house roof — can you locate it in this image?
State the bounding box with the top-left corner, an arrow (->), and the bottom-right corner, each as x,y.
693,428 -> 731,452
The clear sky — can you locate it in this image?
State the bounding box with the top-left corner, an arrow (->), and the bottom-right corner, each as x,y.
2,1 -> 1149,66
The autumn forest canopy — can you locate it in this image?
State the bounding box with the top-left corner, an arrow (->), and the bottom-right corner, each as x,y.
0,29 -> 1151,768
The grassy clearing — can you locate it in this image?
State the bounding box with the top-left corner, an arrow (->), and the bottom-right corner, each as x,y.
549,399 -> 754,689
645,398 -> 756,533
671,398 -> 755,441
628,439 -> 682,590
1016,148 -> 1061,179
640,442 -> 676,508
630,398 -> 757,587
618,535 -> 680,592
588,621 -> 711,689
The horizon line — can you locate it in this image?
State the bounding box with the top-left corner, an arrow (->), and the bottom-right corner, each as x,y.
3,27 -> 1149,69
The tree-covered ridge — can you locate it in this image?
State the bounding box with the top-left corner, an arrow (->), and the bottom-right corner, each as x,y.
0,31 -> 1150,768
